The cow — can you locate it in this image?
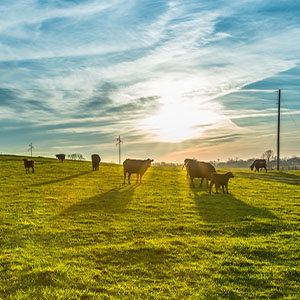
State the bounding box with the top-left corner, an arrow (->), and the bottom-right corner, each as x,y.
209,172 -> 234,194
186,160 -> 216,188
250,159 -> 267,173
182,158 -> 197,178
56,154 -> 65,163
91,154 -> 101,171
23,159 -> 34,173
123,158 -> 154,184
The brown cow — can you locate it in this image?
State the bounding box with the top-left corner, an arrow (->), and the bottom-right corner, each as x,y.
56,154 -> 65,163
250,159 -> 267,172
23,159 -> 34,173
182,158 -> 197,178
185,160 -> 216,188
123,158 -> 153,184
209,172 -> 234,194
91,154 -> 101,171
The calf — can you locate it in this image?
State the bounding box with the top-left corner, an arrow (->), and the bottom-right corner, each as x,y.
123,158 -> 153,184
23,159 -> 35,173
209,172 -> 234,194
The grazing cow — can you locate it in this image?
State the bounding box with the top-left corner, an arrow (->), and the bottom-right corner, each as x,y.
91,154 -> 101,171
55,154 -> 66,163
186,160 -> 216,188
23,159 -> 34,173
123,158 -> 154,184
209,172 -> 234,194
250,159 -> 267,173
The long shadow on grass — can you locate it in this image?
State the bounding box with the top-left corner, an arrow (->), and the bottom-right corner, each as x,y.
192,189 -> 278,223
236,171 -> 300,186
57,185 -> 137,217
30,170 -> 93,187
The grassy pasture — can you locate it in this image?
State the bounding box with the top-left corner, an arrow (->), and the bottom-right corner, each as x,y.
0,155 -> 299,299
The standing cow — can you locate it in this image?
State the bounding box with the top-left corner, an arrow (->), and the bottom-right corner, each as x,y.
182,158 -> 197,178
123,158 -> 154,184
186,160 -> 216,188
209,172 -> 234,194
23,159 -> 34,173
56,154 -> 65,163
91,154 -> 101,171
250,159 -> 267,172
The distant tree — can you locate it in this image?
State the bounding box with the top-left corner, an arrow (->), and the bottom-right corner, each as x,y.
67,153 -> 85,161
262,150 -> 274,169
77,154 -> 85,161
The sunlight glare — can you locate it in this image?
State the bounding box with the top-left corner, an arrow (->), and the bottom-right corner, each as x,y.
142,100 -> 220,142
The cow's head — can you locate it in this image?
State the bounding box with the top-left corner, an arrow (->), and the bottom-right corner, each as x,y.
227,172 -> 234,178
145,158 -> 154,167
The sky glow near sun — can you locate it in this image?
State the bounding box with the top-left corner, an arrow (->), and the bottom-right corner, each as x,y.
1,0 -> 300,162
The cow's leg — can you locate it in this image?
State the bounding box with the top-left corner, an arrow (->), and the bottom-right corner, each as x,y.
128,173 -> 131,184
190,177 -> 195,188
225,184 -> 229,194
209,180 -> 214,194
206,178 -> 209,188
140,175 -> 142,184
215,184 -> 219,194
123,171 -> 127,184
200,177 -> 204,187
136,174 -> 139,184
222,185 -> 225,194
32,167 -> 34,173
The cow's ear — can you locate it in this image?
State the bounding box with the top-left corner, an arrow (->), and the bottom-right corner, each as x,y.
151,159 -> 154,162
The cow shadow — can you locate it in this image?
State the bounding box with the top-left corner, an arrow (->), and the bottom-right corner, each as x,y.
237,171 -> 300,186
191,189 -> 278,224
57,185 -> 137,218
269,171 -> 300,179
30,171 -> 93,187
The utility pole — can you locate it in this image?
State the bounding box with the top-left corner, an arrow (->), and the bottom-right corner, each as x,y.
116,136 -> 123,165
28,142 -> 34,157
277,89 -> 281,171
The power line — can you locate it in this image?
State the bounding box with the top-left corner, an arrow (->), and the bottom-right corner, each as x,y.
116,136 -> 123,165
27,142 -> 34,157
276,89 -> 281,171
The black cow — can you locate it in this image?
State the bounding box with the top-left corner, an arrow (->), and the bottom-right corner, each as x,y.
250,159 -> 267,172
186,160 -> 216,188
91,154 -> 101,171
56,154 -> 65,163
23,159 -> 34,173
123,158 -> 153,184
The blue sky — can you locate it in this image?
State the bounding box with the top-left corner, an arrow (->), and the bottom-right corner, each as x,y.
1,0 -> 300,162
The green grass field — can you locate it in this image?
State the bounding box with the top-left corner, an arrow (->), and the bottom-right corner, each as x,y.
0,155 -> 299,299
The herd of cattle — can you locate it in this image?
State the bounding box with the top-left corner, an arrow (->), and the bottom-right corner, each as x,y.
22,155 -> 267,194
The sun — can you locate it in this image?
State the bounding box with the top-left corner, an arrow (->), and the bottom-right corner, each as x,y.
142,100 -> 220,143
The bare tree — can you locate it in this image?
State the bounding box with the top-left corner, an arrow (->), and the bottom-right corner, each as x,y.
262,150 -> 274,169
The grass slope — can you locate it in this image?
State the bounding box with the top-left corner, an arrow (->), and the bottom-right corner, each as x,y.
0,155 -> 299,299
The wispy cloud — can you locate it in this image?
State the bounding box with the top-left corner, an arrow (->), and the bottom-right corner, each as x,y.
1,0 -> 300,160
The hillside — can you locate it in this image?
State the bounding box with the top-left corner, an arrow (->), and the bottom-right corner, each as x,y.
0,155 -> 299,299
